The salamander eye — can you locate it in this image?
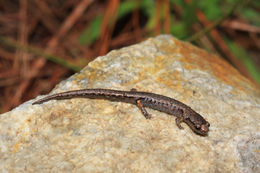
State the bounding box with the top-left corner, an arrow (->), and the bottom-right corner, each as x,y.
196,124 -> 201,129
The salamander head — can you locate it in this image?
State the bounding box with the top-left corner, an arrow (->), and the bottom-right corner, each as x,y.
185,111 -> 210,136
195,121 -> 210,136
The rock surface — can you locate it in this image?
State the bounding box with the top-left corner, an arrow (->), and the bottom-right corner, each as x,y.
0,35 -> 259,173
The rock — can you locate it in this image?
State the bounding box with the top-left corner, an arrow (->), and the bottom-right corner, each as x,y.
0,35 -> 259,172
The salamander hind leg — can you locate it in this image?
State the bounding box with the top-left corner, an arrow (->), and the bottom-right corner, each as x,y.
175,117 -> 184,130
136,100 -> 152,119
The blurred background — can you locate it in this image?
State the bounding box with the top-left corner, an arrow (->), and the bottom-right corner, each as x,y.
0,0 -> 259,113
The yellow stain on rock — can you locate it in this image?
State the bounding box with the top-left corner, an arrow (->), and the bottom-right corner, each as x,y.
12,118 -> 32,153
173,39 -> 258,93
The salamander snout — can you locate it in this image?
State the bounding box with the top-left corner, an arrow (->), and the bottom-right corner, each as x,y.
200,122 -> 210,133
196,121 -> 210,136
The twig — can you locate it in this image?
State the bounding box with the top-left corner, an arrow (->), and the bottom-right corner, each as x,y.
0,35 -> 81,72
186,0 -> 241,42
185,0 -> 255,82
48,0 -> 94,49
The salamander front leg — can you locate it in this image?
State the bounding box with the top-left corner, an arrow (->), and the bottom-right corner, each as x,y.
136,100 -> 152,119
175,117 -> 184,130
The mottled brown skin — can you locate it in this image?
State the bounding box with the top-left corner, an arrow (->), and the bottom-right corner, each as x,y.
33,88 -> 210,136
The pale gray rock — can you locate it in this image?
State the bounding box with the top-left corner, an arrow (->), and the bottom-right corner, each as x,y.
0,35 -> 259,173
